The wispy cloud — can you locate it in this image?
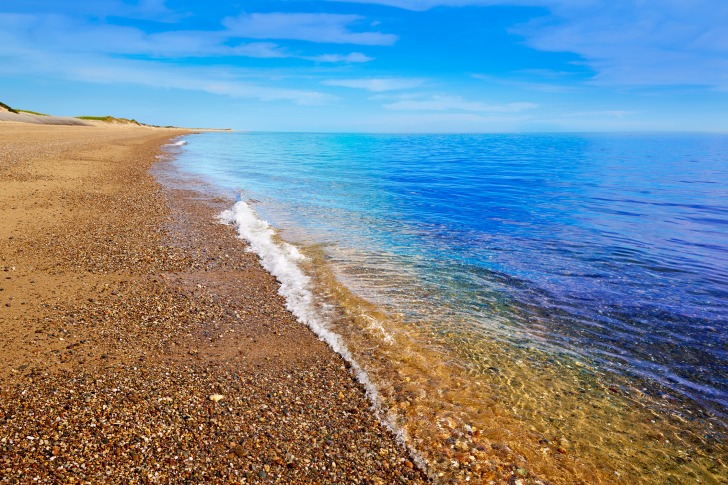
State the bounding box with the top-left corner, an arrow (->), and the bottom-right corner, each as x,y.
0,0 -> 186,21
563,110 -> 638,118
324,78 -> 425,91
0,19 -> 331,106
333,0 -> 728,89
514,1 -> 728,88
4,0 -> 725,131
228,42 -> 289,59
325,0 -> 562,11
118,0 -> 186,22
223,13 -> 397,45
71,56 -> 333,105
307,52 -> 374,63
328,0 -> 506,11
383,95 -> 538,112
471,72 -> 582,93
0,13 -> 379,63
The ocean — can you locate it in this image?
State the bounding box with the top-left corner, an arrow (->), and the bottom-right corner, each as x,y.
167,132 -> 727,483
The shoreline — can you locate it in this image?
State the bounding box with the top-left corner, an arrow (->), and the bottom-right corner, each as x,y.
0,124 -> 426,483
166,131 -> 728,485
4,123 -> 725,484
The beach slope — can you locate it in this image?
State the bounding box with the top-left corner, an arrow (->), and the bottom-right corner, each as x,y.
0,123 -> 424,483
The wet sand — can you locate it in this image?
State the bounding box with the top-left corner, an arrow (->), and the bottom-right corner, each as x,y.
0,123 -> 426,483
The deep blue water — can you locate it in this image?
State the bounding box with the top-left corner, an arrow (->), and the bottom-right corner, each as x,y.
171,132 -> 728,415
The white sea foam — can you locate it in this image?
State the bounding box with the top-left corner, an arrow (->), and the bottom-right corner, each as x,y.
167,140 -> 187,146
218,200 -> 428,474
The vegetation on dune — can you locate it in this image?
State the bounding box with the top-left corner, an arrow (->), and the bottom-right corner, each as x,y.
1,102 -> 50,116
0,101 -> 19,113
76,115 -> 142,125
17,109 -> 49,116
76,116 -> 184,129
0,103 -> 207,129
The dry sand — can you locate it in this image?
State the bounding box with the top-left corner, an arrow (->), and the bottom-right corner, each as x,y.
0,123 -> 427,483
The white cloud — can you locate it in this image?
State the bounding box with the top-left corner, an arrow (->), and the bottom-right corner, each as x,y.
563,110 -> 638,118
0,13 -> 379,66
308,52 -> 374,63
324,78 -> 425,91
383,95 -> 537,112
0,18 -> 332,106
222,13 -> 397,45
0,14 -> 238,58
120,0 -> 185,22
471,72 -> 581,93
326,0 -> 567,11
514,1 -> 728,88
0,0 -> 184,21
326,0 -> 463,10
332,0 -> 728,89
230,42 -> 289,59
79,58 -> 333,105
118,31 -> 292,59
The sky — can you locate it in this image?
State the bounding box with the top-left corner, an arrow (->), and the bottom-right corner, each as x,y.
1,0 -> 727,132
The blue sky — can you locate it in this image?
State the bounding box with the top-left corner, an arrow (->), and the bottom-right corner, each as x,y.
1,0 -> 727,132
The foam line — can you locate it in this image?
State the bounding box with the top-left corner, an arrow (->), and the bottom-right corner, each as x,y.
218,199 -> 430,476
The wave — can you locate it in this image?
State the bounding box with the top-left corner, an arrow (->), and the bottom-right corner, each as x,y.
172,132 -> 728,484
218,199 -> 428,473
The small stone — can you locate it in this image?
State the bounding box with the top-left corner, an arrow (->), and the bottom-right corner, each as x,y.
257,470 -> 267,478
209,394 -> 224,402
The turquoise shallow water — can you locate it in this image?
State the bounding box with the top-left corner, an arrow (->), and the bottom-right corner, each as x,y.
171,132 -> 728,418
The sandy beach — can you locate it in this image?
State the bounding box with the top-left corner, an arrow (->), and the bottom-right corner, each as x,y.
0,123 -> 426,483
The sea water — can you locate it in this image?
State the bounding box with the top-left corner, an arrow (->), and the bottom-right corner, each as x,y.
168,132 -> 727,483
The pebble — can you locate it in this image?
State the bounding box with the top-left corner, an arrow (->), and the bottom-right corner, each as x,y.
0,127 -> 427,485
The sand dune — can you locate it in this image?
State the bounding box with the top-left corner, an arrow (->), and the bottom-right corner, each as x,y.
0,107 -> 93,126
